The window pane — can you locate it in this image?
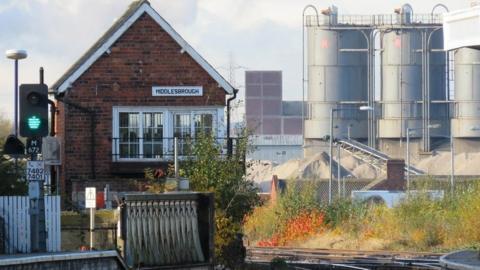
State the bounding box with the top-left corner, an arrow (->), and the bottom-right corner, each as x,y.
129,128 -> 139,140
144,129 -> 152,141
119,142 -> 139,158
129,143 -> 139,157
143,112 -> 163,158
120,128 -> 129,142
144,113 -> 152,128
120,113 -> 129,127
143,143 -> 152,158
118,113 -> 139,158
119,144 -> 129,158
174,114 -> 191,138
174,114 -> 191,155
153,144 -> 163,158
195,114 -> 213,136
120,113 -> 139,127
153,129 -> 163,141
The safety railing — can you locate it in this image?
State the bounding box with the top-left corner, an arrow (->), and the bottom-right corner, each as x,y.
380,101 -> 451,120
306,13 -> 442,27
451,100 -> 480,119
306,102 -> 369,121
111,137 -> 243,161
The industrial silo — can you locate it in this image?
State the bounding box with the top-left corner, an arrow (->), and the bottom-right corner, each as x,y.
304,7 -> 369,155
451,48 -> 480,150
377,7 -> 448,156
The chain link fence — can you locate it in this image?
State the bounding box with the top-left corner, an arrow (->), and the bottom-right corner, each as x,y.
289,176 -> 480,205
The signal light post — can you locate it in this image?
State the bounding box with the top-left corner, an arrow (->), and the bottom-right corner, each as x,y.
20,83 -> 49,253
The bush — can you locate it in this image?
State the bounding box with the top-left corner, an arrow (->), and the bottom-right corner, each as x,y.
183,133 -> 258,268
0,151 -> 27,196
244,180 -> 325,246
245,178 -> 480,252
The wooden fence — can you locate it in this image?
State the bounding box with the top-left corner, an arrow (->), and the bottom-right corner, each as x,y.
0,196 -> 61,253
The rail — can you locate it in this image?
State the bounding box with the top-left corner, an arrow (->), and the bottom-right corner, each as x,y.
306,102 -> 368,121
306,13 -> 442,26
247,246 -> 443,269
111,137 -> 243,161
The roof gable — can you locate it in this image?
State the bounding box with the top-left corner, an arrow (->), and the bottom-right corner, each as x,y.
52,0 -> 234,95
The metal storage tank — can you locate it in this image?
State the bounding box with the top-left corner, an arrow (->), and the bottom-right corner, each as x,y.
378,22 -> 448,141
428,29 -> 449,140
305,13 -> 369,142
452,47 -> 480,137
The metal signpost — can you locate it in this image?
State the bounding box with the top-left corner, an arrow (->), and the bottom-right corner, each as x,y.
85,187 -> 96,250
27,159 -> 46,252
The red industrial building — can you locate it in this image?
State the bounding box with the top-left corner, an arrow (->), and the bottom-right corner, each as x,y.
51,0 -> 236,206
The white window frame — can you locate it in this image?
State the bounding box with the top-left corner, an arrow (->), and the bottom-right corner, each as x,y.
112,106 -> 222,161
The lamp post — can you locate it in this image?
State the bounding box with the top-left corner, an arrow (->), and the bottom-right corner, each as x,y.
406,124 -> 440,190
450,125 -> 454,194
329,108 -> 335,205
337,142 -> 341,196
329,109 -> 346,204
5,49 -> 28,136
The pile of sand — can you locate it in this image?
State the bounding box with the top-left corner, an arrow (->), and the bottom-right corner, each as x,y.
415,151 -> 480,175
247,150 -> 380,183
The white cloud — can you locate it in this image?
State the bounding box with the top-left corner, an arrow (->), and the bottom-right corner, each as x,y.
0,0 -> 472,122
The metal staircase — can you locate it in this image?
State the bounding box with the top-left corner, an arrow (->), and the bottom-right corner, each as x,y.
337,138 -> 424,175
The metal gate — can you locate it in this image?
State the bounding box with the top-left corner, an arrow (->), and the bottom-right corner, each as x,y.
0,196 -> 61,253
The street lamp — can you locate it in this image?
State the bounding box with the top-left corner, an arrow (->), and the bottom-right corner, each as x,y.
5,49 -> 28,137
450,125 -> 454,194
329,108 -> 336,205
406,124 -> 440,190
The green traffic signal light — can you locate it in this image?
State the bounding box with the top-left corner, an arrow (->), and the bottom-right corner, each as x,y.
19,84 -> 48,137
27,116 -> 41,130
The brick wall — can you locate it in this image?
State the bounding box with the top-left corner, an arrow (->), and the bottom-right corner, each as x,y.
56,13 -> 227,196
372,159 -> 406,190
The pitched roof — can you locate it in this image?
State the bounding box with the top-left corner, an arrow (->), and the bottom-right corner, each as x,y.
51,0 -> 234,95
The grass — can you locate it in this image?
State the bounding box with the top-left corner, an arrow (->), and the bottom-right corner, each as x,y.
61,209 -> 116,227
243,178 -> 480,252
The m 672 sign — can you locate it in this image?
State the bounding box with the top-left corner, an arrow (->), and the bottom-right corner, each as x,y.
27,161 -> 45,181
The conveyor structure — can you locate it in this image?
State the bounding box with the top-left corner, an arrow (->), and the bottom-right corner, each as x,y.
337,138 -> 424,175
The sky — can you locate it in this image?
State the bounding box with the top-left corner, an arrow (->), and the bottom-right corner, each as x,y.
0,0 -> 471,122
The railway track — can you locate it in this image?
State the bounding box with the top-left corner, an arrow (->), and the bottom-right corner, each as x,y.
246,246 -> 444,269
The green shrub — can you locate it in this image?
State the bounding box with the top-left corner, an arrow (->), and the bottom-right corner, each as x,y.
183,132 -> 258,268
243,180 -> 321,244
278,180 -> 319,221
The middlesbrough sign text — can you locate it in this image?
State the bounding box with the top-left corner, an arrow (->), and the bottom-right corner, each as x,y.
152,86 -> 203,97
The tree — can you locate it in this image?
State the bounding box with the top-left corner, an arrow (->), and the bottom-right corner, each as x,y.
0,153 -> 27,195
0,114 -> 12,144
184,132 -> 258,268
0,115 -> 27,196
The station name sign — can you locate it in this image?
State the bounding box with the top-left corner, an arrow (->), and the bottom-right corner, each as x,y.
152,86 -> 203,97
